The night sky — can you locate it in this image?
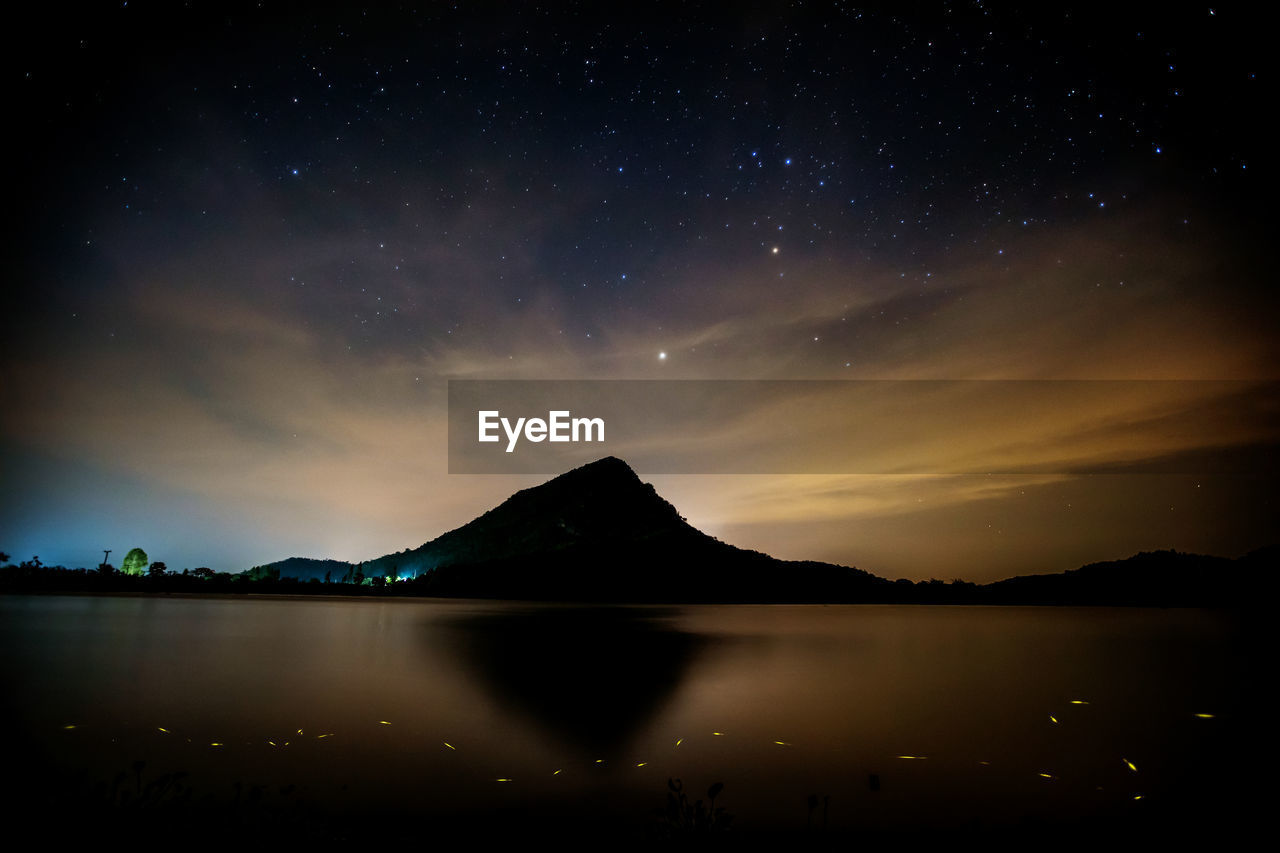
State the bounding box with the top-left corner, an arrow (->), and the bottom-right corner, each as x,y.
3,2 -> 1273,581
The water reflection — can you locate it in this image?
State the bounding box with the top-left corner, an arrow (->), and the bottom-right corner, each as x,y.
0,596 -> 1256,843
432,605 -> 706,754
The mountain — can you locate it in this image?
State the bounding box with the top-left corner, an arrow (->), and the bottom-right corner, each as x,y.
265,456 -> 893,602
254,456 -> 1269,604
982,546 -> 1274,605
246,557 -> 354,583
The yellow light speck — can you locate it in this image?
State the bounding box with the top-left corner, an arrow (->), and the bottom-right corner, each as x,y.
1069,700 -> 1090,705
553,769 -> 561,775
1194,713 -> 1215,719
62,725 -> 76,730
636,762 -> 647,767
712,732 -> 724,736
210,742 -> 223,747
443,742 -> 455,750
1123,759 -> 1138,772
496,778 -> 512,782
379,721 -> 391,725
1049,715 -> 1058,724
157,727 -> 168,733
675,738 -> 683,747
896,755 -> 927,760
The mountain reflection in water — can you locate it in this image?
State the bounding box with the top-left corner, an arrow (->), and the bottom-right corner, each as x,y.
430,605 -> 706,754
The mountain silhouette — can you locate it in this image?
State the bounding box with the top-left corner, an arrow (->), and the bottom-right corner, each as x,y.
982,546 -> 1275,606
269,456 -> 892,602
255,456 -> 1272,604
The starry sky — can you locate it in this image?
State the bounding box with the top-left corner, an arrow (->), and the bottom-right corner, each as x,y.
3,2 -> 1274,582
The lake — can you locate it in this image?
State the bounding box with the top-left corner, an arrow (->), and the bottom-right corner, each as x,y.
0,595 -> 1256,844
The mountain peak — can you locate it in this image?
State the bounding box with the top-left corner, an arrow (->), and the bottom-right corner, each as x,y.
542,455 -> 641,488
500,455 -> 672,527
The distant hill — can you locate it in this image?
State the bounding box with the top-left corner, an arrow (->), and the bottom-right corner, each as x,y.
982,546 -> 1275,605
249,557 -> 355,584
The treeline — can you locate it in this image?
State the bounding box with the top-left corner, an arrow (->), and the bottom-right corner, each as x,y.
1,547 -> 1271,605
0,556 -> 435,596
0,560 -> 1128,603
0,559 -> 421,596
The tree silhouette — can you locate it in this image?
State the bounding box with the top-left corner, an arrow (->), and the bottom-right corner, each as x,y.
121,547 -> 149,576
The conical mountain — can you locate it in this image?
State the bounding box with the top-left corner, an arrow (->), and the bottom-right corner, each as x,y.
356,456 -> 889,601
366,457 -> 685,573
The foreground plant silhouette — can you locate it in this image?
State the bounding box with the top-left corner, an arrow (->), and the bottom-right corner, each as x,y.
657,778 -> 733,838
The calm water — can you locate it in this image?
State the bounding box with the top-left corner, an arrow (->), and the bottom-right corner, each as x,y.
0,595 -> 1255,842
